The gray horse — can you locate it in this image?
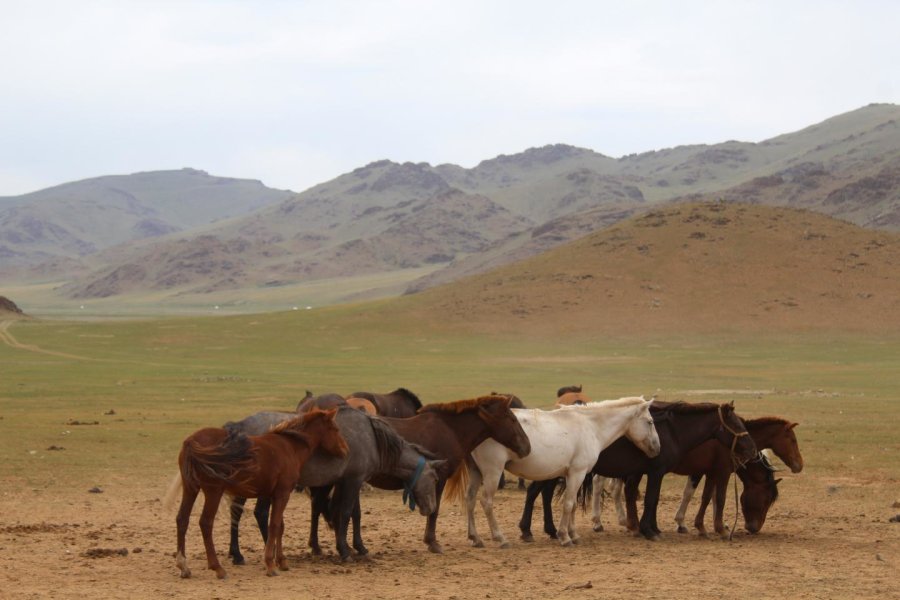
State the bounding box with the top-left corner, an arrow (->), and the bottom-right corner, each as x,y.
227,406 -> 445,564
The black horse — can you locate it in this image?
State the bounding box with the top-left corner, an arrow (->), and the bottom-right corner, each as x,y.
519,401 -> 757,541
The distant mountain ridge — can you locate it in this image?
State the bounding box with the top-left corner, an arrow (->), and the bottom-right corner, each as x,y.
3,103 -> 899,306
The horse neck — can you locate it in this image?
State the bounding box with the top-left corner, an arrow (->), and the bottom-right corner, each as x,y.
583,403 -> 643,439
388,444 -> 422,480
424,410 -> 493,454
744,419 -> 783,449
669,408 -> 726,448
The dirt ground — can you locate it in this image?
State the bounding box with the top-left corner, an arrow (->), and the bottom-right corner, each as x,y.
1,471 -> 897,600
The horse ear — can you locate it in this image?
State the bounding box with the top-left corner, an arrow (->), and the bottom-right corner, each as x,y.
729,400 -> 735,408
774,478 -> 783,485
788,422 -> 799,430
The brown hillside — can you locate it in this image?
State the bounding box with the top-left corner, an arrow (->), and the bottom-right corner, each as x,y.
395,202 -> 900,335
0,295 -> 28,319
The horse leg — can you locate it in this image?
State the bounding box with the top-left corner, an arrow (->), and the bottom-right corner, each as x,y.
556,473 -> 583,546
264,493 -> 289,576
199,488 -> 227,579
175,482 -> 198,578
591,475 -> 605,532
465,461 -> 486,548
694,476 -> 715,538
423,479 -> 445,554
713,474 -> 730,538
329,483 -> 354,562
675,475 -> 702,534
254,497 -> 271,543
638,472 -> 663,541
518,480 -> 542,542
308,486 -> 330,556
624,476 -> 641,534
541,480 -> 559,539
612,478 -> 627,527
518,477 -> 526,491
351,496 -> 368,556
228,496 -> 247,565
479,468 -> 510,548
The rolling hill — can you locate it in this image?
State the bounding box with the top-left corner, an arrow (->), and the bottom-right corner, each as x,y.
3,104 -> 899,310
385,202 -> 900,335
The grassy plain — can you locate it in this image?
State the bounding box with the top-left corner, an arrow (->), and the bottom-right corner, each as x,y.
2,308 -> 898,490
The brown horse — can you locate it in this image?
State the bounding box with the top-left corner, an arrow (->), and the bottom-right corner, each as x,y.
672,415 -> 802,536
296,391 -> 347,413
310,394 -> 532,554
557,384 -> 582,397
175,408 -> 348,579
345,396 -> 377,415
349,387 -> 422,417
556,391 -> 591,407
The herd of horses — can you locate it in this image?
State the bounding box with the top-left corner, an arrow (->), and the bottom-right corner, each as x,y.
170,386 -> 803,580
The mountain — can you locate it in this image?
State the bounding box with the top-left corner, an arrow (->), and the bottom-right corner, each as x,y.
387,202 -> 900,335
0,168 -> 294,277
5,104 -> 899,307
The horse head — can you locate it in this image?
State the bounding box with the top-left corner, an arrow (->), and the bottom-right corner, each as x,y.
478,395 -> 531,459
715,402 -> 758,466
773,422 -> 803,473
301,407 -> 349,458
740,454 -> 781,534
623,397 -> 661,457
407,458 -> 447,517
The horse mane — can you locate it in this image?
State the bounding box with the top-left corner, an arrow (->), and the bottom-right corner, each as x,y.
368,414 -> 405,468
565,396 -> 648,410
491,391 -> 526,409
557,384 -> 582,397
418,394 -> 510,415
742,416 -> 792,429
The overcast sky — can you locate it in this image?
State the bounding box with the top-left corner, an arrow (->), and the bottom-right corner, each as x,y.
1,1 -> 897,196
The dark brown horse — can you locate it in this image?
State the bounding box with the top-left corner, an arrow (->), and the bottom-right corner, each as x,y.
175,408 -> 348,579
671,415 -> 802,536
310,394 -> 532,554
348,387 -> 423,417
519,401 -> 757,541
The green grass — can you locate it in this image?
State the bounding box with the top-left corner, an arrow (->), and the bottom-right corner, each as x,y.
2,309 -> 898,492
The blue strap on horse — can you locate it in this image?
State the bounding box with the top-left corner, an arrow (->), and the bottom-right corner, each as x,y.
402,455 -> 427,512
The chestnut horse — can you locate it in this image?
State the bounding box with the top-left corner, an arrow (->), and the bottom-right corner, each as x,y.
175,408 -> 348,579
309,394 -> 532,555
345,396 -> 377,415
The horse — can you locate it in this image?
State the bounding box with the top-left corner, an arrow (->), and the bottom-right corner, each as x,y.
345,396 -> 377,415
348,387 -> 422,417
556,384 -> 582,397
490,392 -> 527,490
296,391 -> 347,413
466,397 -> 661,548
174,408 -> 348,579
308,394 -> 532,555
225,406 -> 446,564
555,391 -> 590,407
517,400 -> 758,542
669,415 -> 801,536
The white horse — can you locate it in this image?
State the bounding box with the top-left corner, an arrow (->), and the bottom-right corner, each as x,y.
465,396 -> 661,547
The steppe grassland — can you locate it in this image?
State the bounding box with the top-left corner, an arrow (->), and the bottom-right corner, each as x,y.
2,309 -> 898,497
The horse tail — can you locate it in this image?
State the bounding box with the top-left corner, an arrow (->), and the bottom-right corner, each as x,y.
442,461 -> 469,505
553,473 -> 594,512
179,429 -> 257,490
162,471 -> 182,511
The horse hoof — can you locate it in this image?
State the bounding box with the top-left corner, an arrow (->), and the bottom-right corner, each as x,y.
560,540 -> 574,547
499,541 -> 511,549
231,556 -> 245,566
677,526 -> 688,534
520,533 -> 534,543
593,524 -> 604,533
548,532 -> 558,540
179,570 -> 192,579
215,570 -> 228,580
470,539 -> 484,549
310,547 -> 322,556
266,570 -> 278,577
428,542 -> 443,554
